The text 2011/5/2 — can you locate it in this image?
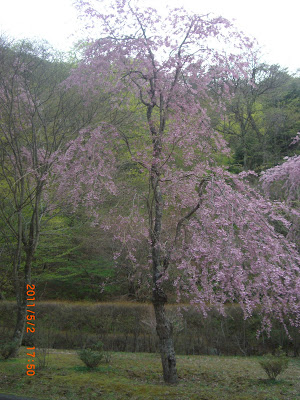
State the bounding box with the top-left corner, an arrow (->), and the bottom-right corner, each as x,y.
26,284 -> 35,376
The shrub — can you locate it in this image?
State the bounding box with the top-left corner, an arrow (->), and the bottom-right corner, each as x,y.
103,351 -> 113,364
77,341 -> 104,369
259,354 -> 289,380
36,347 -> 50,369
0,340 -> 18,360
34,321 -> 57,369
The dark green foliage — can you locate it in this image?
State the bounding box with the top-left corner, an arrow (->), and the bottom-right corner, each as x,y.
27,215 -> 119,301
0,339 -> 18,360
34,256 -> 116,300
77,341 -> 104,369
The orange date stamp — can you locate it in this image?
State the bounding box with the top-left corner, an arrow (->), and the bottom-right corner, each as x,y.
26,284 -> 35,376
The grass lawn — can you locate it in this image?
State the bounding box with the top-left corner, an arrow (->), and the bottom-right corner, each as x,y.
0,348 -> 299,400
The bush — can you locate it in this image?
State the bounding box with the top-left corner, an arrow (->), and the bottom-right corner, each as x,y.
77,341 -> 104,369
259,354 -> 289,380
34,320 -> 57,370
0,340 -> 18,360
103,351 -> 113,364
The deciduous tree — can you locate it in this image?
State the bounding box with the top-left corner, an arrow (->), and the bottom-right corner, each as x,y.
59,0 -> 300,383
0,38 -> 97,354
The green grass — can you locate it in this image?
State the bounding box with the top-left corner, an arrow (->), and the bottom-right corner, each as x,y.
0,348 -> 299,400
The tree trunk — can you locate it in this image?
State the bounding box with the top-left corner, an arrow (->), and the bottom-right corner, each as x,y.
153,289 -> 178,384
11,192 -> 40,355
11,247 -> 34,356
147,90 -> 178,383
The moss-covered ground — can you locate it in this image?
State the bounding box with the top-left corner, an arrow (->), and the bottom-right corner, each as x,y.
0,348 -> 299,399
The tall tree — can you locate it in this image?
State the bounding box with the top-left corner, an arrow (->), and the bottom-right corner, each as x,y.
0,38 -> 96,354
60,0 -> 300,383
